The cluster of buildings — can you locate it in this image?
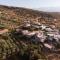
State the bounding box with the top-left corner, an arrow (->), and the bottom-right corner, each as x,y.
16,21 -> 60,51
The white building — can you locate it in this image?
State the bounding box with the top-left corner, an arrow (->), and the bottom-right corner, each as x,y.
36,31 -> 46,42
40,25 -> 47,30
44,43 -> 53,49
22,30 -> 29,35
0,29 -> 8,34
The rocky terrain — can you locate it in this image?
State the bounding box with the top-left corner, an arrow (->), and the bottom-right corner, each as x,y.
0,5 -> 60,60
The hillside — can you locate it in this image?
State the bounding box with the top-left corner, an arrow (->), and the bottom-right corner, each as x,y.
0,5 -> 55,30
48,12 -> 60,19
0,5 -> 60,60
